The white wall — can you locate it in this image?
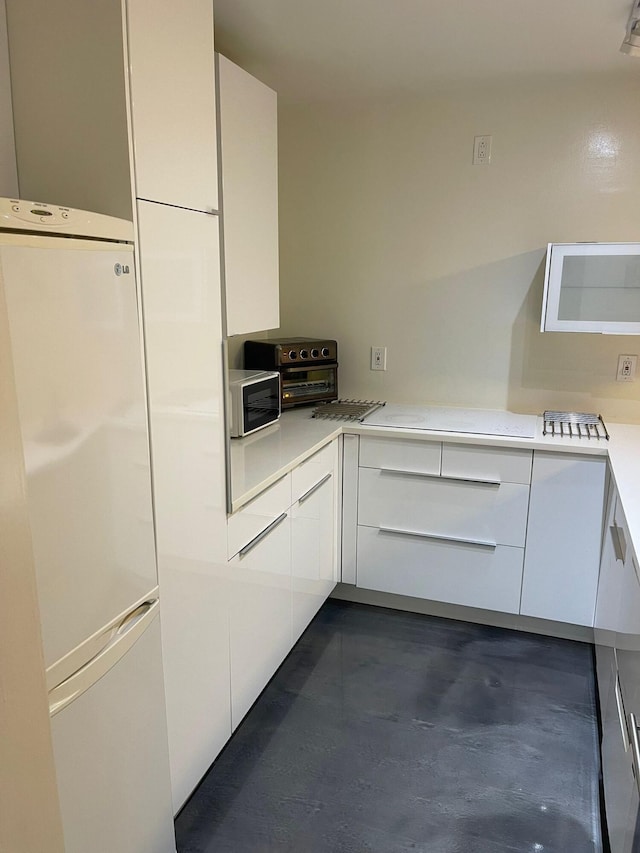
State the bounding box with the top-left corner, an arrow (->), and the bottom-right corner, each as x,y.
278,75 -> 640,422
0,0 -> 17,197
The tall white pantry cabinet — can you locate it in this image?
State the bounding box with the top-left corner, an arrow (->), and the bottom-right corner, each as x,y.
6,0 -> 230,816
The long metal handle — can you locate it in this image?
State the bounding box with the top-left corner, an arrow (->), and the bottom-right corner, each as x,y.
629,713 -> 640,794
379,525 -> 497,550
611,522 -> 627,563
239,512 -> 288,558
379,468 -> 500,487
298,472 -> 332,504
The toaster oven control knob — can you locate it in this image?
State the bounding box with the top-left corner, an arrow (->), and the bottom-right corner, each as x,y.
321,347 -> 330,358
300,349 -> 309,359
310,348 -> 319,359
288,350 -> 297,360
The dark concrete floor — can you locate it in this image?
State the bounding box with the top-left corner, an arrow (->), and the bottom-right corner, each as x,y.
175,600 -> 602,853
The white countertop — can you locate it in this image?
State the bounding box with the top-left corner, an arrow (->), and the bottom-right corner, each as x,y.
229,407 -> 622,508
230,405 -> 640,575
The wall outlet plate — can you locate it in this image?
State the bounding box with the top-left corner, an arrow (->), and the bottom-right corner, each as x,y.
371,346 -> 387,371
617,354 -> 637,382
473,135 -> 492,165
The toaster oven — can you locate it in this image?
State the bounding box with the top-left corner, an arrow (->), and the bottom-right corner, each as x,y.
243,338 -> 338,409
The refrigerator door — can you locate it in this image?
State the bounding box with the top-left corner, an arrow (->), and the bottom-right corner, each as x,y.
50,605 -> 176,853
0,233 -> 157,671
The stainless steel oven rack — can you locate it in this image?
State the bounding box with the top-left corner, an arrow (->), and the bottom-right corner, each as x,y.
543,411 -> 609,440
312,399 -> 386,422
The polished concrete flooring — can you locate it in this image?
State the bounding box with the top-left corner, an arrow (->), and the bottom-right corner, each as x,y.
175,600 -> 602,853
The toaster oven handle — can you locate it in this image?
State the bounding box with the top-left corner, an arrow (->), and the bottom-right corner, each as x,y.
280,363 -> 338,373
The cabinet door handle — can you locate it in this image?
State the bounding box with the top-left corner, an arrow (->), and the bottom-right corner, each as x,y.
610,522 -> 627,563
298,472 -> 332,504
629,712 -> 640,795
379,468 -> 500,487
239,512 -> 288,559
379,526 -> 497,550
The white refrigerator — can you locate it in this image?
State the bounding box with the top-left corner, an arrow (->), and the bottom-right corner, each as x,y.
0,199 -> 176,852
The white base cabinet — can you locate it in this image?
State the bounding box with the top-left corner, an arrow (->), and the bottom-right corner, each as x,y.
291,441 -> 339,642
227,440 -> 339,729
521,452 -> 606,626
595,472 -> 640,852
229,511 -> 292,729
354,437 -> 530,615
350,436 -> 606,627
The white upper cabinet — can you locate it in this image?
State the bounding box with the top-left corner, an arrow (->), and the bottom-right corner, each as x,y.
541,242 -> 640,334
217,54 -> 279,337
126,0 -> 218,212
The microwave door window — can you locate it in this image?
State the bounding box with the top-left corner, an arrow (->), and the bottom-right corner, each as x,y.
243,381 -> 279,430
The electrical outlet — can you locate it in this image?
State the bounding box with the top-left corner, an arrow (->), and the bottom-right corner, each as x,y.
371,346 -> 387,371
473,135 -> 492,165
617,354 -> 637,382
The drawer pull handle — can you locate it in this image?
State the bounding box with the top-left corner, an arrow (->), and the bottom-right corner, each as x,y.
298,472 -> 332,504
239,512 -> 288,558
379,468 -> 500,487
378,525 -> 497,550
630,712 -> 640,795
611,522 -> 627,563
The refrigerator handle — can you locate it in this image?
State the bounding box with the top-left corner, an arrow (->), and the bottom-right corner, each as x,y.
48,599 -> 159,717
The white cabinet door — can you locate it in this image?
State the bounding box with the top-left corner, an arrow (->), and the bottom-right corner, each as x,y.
594,484 -> 623,712
126,0 -> 218,212
137,201 -> 230,813
541,242 -> 640,334
217,54 -> 279,336
601,668 -> 635,853
229,512 -> 292,729
291,468 -> 337,643
521,452 -> 606,626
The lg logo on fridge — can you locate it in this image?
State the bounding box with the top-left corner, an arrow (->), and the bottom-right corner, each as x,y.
113,263 -> 131,276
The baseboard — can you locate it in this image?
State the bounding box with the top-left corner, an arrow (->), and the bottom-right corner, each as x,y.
330,583 -> 595,644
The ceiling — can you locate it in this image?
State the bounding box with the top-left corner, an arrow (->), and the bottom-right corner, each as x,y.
213,0 -> 640,103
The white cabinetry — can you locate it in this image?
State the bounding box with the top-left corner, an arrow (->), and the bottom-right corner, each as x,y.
7,0 -> 218,218
291,441 -> 339,642
521,452 -> 606,626
138,201 -> 230,813
126,0 -> 218,211
227,440 -> 339,729
217,54 -> 279,336
229,507 -> 292,729
595,475 -> 640,852
355,438 -> 531,614
541,242 -> 640,334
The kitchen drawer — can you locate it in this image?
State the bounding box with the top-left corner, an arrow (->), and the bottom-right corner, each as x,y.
359,436 -> 441,475
227,473 -> 291,559
291,440 -> 336,504
358,467 -> 529,548
441,443 -> 532,485
356,525 -> 524,614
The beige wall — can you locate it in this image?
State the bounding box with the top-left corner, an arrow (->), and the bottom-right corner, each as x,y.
278,75 -> 640,422
0,0 -> 17,196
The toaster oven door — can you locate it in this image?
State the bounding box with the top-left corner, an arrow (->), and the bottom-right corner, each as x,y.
280,364 -> 338,408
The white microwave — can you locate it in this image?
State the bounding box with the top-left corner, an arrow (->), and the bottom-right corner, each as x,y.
228,369 -> 281,438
